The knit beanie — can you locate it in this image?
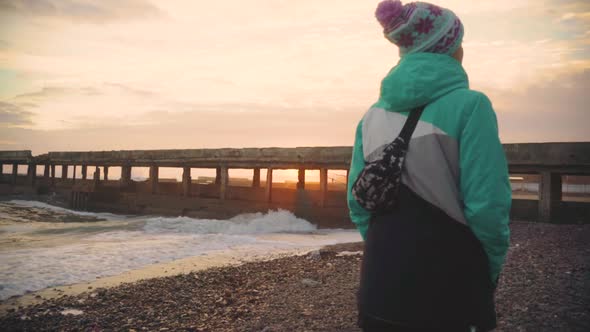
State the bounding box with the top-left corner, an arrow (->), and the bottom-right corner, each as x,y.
375,0 -> 464,57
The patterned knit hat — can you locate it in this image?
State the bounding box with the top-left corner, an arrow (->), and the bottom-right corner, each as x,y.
375,0 -> 464,57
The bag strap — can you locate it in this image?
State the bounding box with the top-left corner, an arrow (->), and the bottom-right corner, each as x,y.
398,105 -> 426,144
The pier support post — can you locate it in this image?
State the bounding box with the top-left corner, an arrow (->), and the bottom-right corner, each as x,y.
539,171 -> 562,223
149,165 -> 159,194
182,167 -> 191,197
219,166 -> 229,200
83,192 -> 89,211
120,165 -> 131,187
81,165 -> 88,180
77,192 -> 83,210
12,163 -> 18,185
50,164 -> 56,186
252,168 -> 261,188
104,166 -> 109,181
93,167 -> 101,187
320,168 -> 328,207
62,165 -> 68,180
215,167 -> 221,185
0,163 -> 3,182
27,164 -> 36,185
75,192 -> 82,210
44,164 -> 50,180
72,165 -> 77,184
265,167 -> 273,203
297,168 -> 305,190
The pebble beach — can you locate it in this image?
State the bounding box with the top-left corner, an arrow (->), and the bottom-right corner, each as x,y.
1,221 -> 589,331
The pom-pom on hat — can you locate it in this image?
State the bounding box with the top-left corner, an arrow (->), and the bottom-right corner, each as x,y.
375,0 -> 464,57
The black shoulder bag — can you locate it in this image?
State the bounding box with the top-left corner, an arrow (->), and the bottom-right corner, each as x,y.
351,106 -> 425,214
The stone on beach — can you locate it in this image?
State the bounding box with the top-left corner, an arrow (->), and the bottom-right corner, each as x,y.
0,222 -> 588,331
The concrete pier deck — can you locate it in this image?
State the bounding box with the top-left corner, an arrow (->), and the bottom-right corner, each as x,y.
1,143 -> 588,226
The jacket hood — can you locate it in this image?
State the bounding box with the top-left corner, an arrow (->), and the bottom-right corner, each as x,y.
375,53 -> 469,112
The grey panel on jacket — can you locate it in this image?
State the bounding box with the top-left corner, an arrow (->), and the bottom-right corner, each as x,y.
362,106 -> 466,225
364,134 -> 465,225
362,107 -> 446,160
402,133 -> 466,225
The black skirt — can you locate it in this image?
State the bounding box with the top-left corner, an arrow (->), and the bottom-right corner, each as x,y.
358,184 -> 496,332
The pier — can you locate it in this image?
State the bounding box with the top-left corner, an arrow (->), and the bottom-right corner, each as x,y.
1,143 -> 589,226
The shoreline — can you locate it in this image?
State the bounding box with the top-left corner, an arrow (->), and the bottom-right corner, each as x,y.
1,195 -> 588,330
0,196 -> 361,314
0,222 -> 589,331
0,194 -> 71,209
0,243 -> 328,316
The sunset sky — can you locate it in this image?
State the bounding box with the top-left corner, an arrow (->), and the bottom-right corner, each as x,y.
0,0 -> 589,155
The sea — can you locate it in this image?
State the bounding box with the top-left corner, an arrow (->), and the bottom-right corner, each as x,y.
0,200 -> 360,301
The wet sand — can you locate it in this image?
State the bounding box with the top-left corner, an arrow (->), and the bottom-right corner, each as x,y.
0,244 -> 319,315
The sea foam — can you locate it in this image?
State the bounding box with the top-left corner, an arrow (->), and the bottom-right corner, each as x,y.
143,209 -> 317,235
0,203 -> 359,300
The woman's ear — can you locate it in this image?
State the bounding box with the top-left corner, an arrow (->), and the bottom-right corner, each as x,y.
453,45 -> 464,64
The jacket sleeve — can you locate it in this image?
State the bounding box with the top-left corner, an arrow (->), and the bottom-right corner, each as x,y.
347,120 -> 372,241
460,94 -> 511,285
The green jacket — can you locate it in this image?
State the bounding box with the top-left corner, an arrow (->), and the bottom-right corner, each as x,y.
347,53 -> 511,284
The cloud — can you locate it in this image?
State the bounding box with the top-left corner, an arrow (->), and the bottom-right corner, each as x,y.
11,85 -> 146,105
13,86 -> 69,99
0,140 -> 18,146
10,84 -> 152,106
0,0 -> 588,151
4,83 -> 162,130
2,70 -> 588,154
5,82 -> 351,131
464,35 -> 590,91
0,40 -> 10,50
103,83 -> 155,97
559,12 -> 590,23
0,101 -> 35,127
490,69 -> 590,143
0,0 -> 164,23
0,105 -> 362,154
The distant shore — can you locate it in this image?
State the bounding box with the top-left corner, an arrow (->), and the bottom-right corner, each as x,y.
1,222 -> 589,331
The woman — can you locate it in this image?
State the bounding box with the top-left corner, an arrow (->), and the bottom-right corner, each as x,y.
347,1 -> 512,331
